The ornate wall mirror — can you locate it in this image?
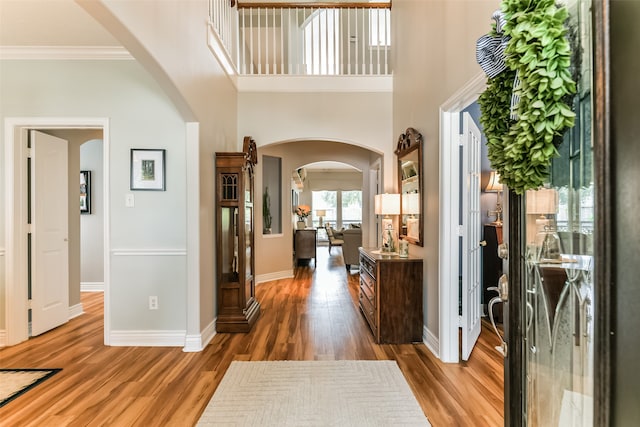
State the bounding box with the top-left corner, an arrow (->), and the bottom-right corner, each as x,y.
396,127 -> 423,246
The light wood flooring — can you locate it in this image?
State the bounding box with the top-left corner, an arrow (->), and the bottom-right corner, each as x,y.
0,248 -> 504,426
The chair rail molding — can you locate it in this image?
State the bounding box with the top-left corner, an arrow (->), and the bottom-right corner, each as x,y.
110,249 -> 187,257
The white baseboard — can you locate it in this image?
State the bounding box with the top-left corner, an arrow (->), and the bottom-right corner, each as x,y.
81,282 -> 104,292
423,325 -> 440,358
0,330 -> 6,347
255,270 -> 294,285
69,303 -> 84,320
183,318 -> 217,352
110,330 -> 187,347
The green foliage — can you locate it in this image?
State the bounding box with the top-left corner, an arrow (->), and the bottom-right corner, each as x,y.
263,187 -> 272,229
478,0 -> 576,194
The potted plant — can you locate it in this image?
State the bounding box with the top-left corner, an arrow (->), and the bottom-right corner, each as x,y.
295,205 -> 310,229
263,187 -> 272,234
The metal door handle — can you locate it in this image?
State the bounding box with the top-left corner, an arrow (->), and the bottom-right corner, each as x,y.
498,243 -> 509,259
488,274 -> 508,302
488,296 -> 506,355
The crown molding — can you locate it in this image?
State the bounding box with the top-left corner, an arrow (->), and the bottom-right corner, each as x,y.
0,46 -> 133,60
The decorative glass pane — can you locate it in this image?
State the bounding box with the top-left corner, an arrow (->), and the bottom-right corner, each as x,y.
523,0 -> 594,424
221,173 -> 238,201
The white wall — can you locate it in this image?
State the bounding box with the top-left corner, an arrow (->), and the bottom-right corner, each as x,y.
238,91 -> 394,189
392,0 -> 500,339
0,59 -> 187,334
78,0 -> 239,336
81,139 -> 105,288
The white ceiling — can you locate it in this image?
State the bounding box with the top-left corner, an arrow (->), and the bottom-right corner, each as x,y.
0,0 -> 120,46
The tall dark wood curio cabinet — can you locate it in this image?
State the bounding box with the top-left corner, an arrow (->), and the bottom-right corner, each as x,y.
215,137 -> 260,332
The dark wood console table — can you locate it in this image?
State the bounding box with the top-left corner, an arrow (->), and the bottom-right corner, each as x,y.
358,247 -> 423,344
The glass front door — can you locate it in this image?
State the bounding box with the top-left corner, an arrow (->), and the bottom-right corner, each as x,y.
520,0 -> 594,425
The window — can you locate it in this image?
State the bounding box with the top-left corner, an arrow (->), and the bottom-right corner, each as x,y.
303,9 -> 340,75
341,190 -> 362,227
312,190 -> 362,230
369,8 -> 390,47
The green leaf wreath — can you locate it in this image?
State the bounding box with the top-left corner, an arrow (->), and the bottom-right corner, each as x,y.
478,0 -> 576,194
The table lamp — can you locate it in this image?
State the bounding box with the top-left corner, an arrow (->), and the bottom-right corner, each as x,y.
526,187 -> 558,234
375,193 -> 400,253
315,209 -> 326,227
485,171 -> 503,224
526,187 -> 561,260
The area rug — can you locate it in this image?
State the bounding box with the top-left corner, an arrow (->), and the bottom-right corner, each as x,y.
0,369 -> 61,408
197,360 -> 430,426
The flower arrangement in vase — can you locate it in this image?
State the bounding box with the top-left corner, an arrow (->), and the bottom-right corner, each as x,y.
295,205 -> 311,229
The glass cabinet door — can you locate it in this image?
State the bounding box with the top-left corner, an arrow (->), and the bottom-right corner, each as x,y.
220,207 -> 239,284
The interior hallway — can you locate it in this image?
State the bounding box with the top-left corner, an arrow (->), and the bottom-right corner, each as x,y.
0,248 -> 504,426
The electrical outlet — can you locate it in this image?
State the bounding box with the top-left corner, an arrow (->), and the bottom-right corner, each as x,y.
149,296 -> 158,310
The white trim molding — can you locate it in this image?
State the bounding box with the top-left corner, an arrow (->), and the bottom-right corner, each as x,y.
69,303 -> 84,320
4,117 -> 111,347
111,249 -> 187,257
0,46 -> 133,61
81,282 -> 105,292
237,75 -> 393,93
183,318 -> 217,353
110,330 -> 187,347
423,326 -> 440,358
255,270 -> 294,285
438,73 -> 487,363
207,23 -> 238,87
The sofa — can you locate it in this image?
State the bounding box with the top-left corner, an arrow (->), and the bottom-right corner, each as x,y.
342,228 -> 362,271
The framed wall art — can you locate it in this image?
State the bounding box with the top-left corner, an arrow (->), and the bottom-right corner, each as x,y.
80,170 -> 91,214
130,148 -> 166,191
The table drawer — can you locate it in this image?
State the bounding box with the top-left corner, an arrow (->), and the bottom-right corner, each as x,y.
360,280 -> 375,309
359,253 -> 376,279
359,291 -> 377,334
359,270 -> 376,300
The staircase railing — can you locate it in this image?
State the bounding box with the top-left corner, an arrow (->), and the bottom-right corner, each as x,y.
209,1 -> 391,76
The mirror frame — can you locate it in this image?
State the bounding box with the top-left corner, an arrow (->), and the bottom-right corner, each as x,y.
395,127 -> 424,246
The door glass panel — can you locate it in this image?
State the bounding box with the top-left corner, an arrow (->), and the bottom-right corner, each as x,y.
523,0 -> 594,425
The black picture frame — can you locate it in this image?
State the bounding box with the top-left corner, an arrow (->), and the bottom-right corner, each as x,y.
130,149 -> 166,191
80,170 -> 91,214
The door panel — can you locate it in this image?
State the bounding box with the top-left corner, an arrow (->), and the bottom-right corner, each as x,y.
510,1 -> 596,424
461,112 -> 482,360
31,130 -> 69,337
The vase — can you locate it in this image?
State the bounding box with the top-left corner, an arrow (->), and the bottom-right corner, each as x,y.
297,220 -> 306,229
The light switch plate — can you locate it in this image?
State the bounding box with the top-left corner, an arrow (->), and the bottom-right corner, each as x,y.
125,193 -> 135,208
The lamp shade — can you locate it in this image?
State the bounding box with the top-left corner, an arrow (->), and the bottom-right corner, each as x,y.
402,192 -> 420,215
526,188 -> 558,215
315,209 -> 326,217
375,193 -> 401,215
485,171 -> 503,192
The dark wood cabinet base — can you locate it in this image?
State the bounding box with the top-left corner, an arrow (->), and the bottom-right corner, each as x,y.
216,299 -> 261,333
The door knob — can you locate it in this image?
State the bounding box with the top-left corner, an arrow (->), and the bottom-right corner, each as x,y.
498,242 -> 509,259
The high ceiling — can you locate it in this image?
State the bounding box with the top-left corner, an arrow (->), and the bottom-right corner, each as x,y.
0,0 -> 120,47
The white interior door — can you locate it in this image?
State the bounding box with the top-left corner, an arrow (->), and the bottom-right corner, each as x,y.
30,130 -> 69,337
461,112 -> 482,360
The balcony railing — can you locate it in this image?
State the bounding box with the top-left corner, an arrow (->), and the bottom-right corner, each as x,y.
209,1 -> 392,76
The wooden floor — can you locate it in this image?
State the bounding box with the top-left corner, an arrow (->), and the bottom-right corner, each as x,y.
0,248 -> 504,426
